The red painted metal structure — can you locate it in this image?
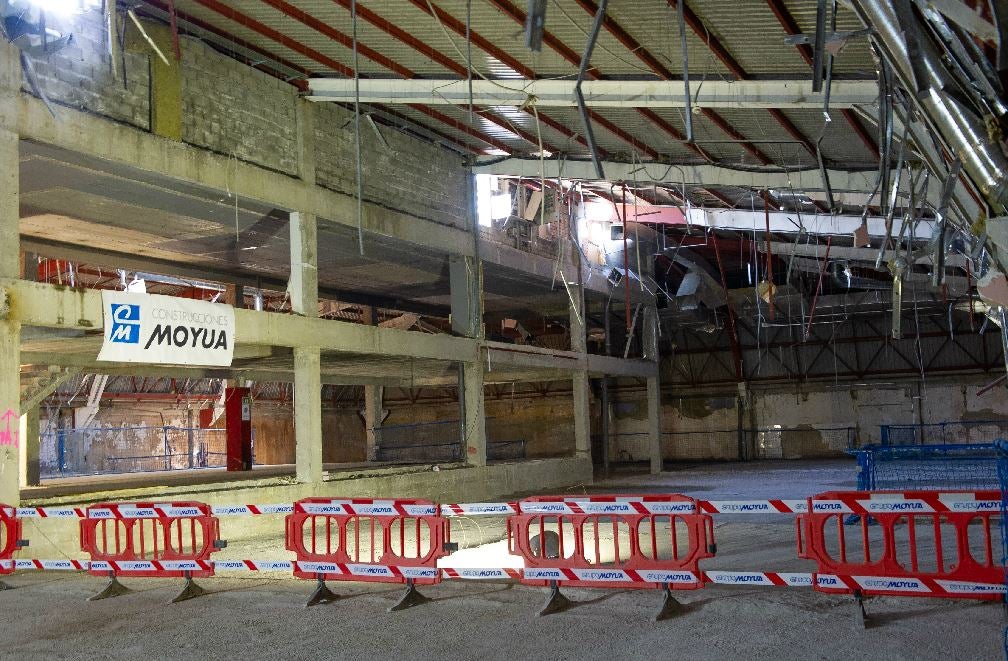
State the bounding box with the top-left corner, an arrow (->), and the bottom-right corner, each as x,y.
0,506 -> 25,579
224,387 -> 252,471
285,498 -> 450,608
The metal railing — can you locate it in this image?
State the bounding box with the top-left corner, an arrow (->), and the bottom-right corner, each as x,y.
40,426 -> 232,479
371,419 -> 528,464
607,427 -> 857,463
880,420 -> 1008,445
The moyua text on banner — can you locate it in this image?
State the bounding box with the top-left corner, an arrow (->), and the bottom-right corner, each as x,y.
97,291 -> 235,366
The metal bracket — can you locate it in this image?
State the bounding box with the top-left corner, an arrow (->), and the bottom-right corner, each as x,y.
171,572 -> 209,604
305,573 -> 339,608
538,580 -> 574,617
388,578 -> 431,612
655,585 -> 687,621
88,571 -> 131,601
854,590 -> 869,629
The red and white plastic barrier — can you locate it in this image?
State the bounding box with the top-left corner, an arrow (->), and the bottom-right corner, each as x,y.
797,490 -> 1004,601
0,505 -> 24,577
79,501 -> 224,581
2,557 -> 1006,598
285,498 -> 448,589
1,489 -> 1003,613
508,494 -> 716,591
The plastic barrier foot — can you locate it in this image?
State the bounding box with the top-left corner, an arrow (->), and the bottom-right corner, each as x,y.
171,573 -> 208,604
538,580 -> 574,617
305,574 -> 339,608
388,579 -> 431,612
853,591 -> 868,629
89,572 -> 131,601
655,585 -> 687,621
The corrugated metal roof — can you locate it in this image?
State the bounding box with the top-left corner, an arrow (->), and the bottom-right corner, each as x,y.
162,0 -> 889,200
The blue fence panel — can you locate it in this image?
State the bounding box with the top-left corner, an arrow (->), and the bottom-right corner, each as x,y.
847,442 -> 1000,491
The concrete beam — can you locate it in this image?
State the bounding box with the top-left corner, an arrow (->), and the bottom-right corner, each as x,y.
485,341 -> 658,378
19,236 -> 450,318
15,93 -> 473,258
288,211 -> 318,318
2,279 -> 476,362
479,237 -> 611,298
18,356 -> 404,387
307,78 -> 878,110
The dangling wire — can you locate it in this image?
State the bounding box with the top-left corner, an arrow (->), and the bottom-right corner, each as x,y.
351,0 -> 364,256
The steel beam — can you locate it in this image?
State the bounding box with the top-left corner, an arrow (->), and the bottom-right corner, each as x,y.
306,78 -> 877,110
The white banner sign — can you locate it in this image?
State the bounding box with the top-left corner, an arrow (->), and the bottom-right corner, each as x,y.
97,291 -> 235,366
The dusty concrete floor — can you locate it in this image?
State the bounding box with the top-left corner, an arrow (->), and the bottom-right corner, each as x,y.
1,459 -> 1004,660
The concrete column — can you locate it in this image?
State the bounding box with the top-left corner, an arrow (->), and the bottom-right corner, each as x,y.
569,270 -> 591,460
364,385 -> 384,462
643,306 -> 662,474
449,256 -> 482,338
360,307 -> 384,462
288,211 -> 318,318
289,205 -> 320,482
460,360 -> 486,466
572,371 -> 592,460
294,346 -> 322,483
450,250 -> 486,466
20,407 -> 39,487
295,99 -> 316,184
124,19 -> 182,139
0,128 -> 19,503
646,376 -> 662,474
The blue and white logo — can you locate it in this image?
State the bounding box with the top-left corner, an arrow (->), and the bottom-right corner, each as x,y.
109,303 -> 141,344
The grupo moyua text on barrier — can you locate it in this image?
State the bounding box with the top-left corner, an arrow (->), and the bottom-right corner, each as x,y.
506,494 -> 716,619
285,498 -> 453,609
796,490 -> 1003,627
78,501 -> 226,602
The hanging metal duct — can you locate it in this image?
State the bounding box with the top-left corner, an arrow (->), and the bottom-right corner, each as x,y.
851,1 -> 1008,211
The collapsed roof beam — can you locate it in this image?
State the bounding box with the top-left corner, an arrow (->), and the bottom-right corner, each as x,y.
474,157 -> 953,209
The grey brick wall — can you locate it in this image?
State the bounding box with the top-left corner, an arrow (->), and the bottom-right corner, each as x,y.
14,9 -> 467,228
180,37 -> 299,176
314,104 -> 469,229
19,9 -> 150,129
